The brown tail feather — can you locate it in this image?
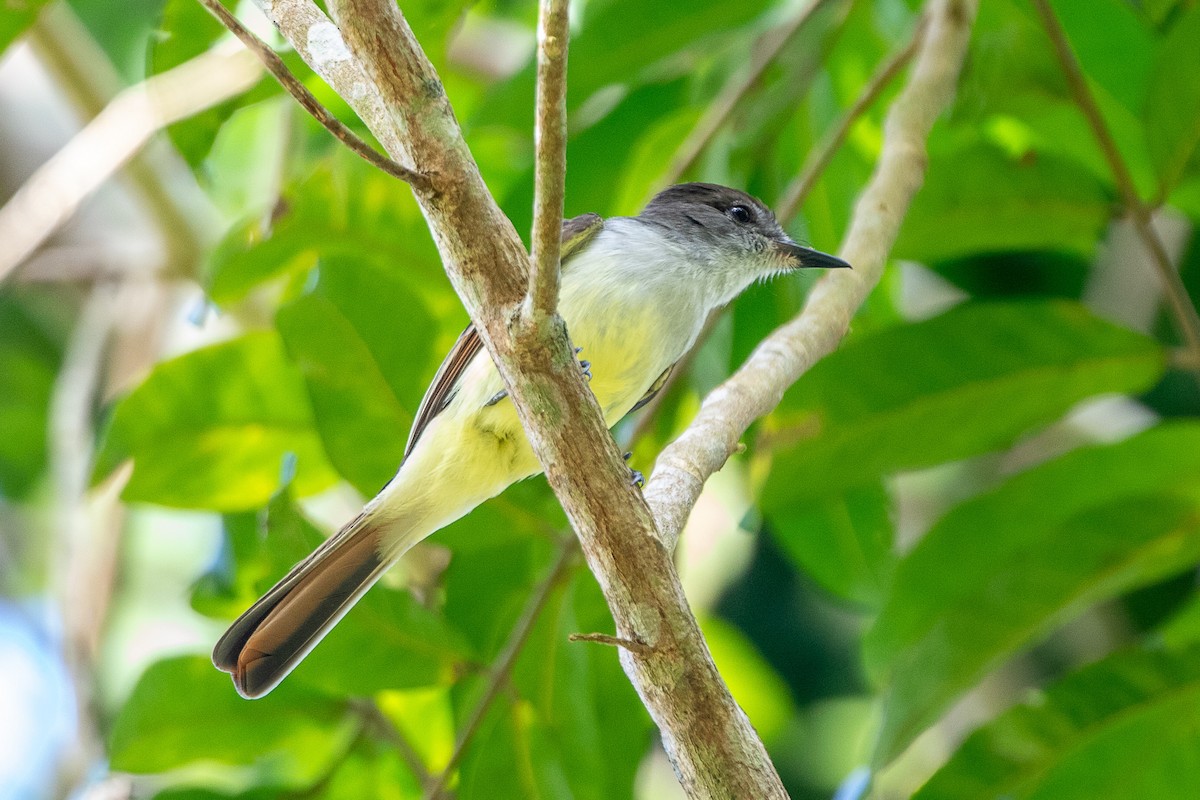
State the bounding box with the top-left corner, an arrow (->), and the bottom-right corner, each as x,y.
212,514 -> 391,698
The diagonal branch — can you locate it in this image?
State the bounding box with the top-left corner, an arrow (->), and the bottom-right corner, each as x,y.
662,0 -> 839,185
526,0 -> 570,320
424,539 -> 578,800
247,0 -> 415,171
776,14 -> 927,223
643,0 -> 979,551
0,43 -> 261,283
196,0 -> 431,191
1030,0 -> 1200,362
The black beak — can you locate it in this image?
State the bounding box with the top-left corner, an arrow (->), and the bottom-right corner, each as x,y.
773,240 -> 852,270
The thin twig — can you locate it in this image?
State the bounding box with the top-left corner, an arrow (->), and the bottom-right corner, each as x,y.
29,4 -> 221,282
776,14 -> 927,223
662,0 -> 837,185
424,539 -> 578,800
643,0 -> 978,550
1030,0 -> 1200,362
49,283 -> 127,799
248,0 -> 416,168
352,700 -> 435,791
0,44 -> 261,283
526,0 -> 570,319
196,0 -> 432,192
1172,348 -> 1200,372
568,632 -> 653,656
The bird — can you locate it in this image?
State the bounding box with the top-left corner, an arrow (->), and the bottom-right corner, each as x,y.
213,182 -> 850,698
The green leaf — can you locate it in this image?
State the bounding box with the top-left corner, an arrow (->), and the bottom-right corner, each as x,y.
109,655 -> 353,783
150,0 -> 280,168
766,483 -> 894,608
762,301 -> 1164,504
894,142 -> 1113,262
865,424 -> 1200,762
0,294 -> 60,499
93,332 -> 338,511
475,0 -> 774,133
914,643 -> 1200,800
315,736 -> 423,800
1145,7 -> 1200,195
277,257 -> 438,495
0,0 -> 51,56
1161,594 -> 1200,649
207,154 -> 443,304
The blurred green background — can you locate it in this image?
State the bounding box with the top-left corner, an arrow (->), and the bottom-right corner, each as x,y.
2,0 -> 1200,798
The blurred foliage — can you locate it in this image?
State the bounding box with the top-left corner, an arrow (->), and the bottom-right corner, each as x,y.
4,0 -> 1200,799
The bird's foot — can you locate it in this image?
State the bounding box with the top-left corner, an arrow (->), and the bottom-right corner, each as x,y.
575,346 -> 592,382
623,451 -> 644,489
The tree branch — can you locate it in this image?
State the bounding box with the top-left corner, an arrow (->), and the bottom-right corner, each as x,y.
247,0 -> 415,172
776,13 -> 926,223
526,0 -> 570,320
27,4 -> 222,282
643,0 -> 979,550
662,0 -> 837,185
425,539 -> 578,800
306,0 -> 789,794
196,0 -> 431,191
350,699 -> 435,791
49,283 -> 124,800
0,43 -> 261,283
568,632 -> 653,655
1030,0 -> 1200,364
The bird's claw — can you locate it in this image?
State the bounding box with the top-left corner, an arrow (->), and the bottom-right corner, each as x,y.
622,452 -> 644,488
579,360 -> 592,382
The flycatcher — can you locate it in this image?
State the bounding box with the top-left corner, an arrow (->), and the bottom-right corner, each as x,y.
213,182 -> 849,698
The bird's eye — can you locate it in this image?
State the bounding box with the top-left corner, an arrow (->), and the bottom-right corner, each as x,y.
727,205 -> 754,225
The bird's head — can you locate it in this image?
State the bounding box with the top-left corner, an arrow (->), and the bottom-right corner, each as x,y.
639,183 -> 849,302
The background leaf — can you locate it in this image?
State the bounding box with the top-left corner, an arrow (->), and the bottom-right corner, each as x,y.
93,332 -> 338,510
277,256 -> 439,495
914,643 -> 1200,800
762,300 -> 1164,504
0,0 -> 51,56
109,656 -> 353,785
866,424 -> 1200,761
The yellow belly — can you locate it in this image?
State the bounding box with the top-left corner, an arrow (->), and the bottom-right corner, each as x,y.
373,278 -> 693,555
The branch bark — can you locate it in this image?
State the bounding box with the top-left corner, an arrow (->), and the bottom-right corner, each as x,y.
526,0 -> 570,320
643,0 -> 978,550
